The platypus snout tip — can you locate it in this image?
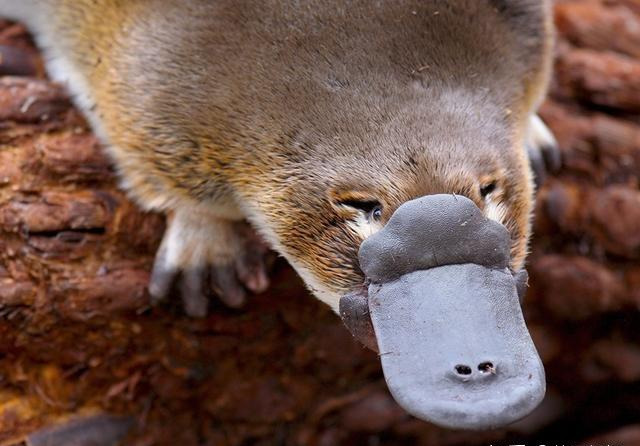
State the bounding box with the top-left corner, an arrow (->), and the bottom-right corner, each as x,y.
388,347 -> 546,430
368,265 -> 546,430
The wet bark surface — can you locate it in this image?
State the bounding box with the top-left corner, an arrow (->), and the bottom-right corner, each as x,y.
1,1 -> 640,444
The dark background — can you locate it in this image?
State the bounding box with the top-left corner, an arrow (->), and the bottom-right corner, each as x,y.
0,0 -> 639,444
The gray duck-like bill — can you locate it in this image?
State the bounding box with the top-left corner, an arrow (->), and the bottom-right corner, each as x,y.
340,194 -> 546,430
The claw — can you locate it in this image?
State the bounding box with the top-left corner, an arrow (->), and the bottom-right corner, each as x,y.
527,114 -> 561,189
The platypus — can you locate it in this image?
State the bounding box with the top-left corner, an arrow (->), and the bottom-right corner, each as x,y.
0,0 -> 557,429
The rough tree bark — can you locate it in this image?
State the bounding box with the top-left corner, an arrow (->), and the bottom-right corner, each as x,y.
1,0 -> 640,445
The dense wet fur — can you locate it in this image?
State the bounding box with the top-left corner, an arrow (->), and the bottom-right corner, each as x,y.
0,0 -> 553,310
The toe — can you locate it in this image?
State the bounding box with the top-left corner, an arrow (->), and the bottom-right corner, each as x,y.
211,265 -> 247,309
235,251 -> 270,294
148,247 -> 178,305
180,268 -> 210,317
235,223 -> 272,294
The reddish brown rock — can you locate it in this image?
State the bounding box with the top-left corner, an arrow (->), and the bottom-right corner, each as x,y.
530,254 -> 626,320
556,1 -> 640,58
586,339 -> 640,382
340,390 -> 407,433
554,46 -> 640,112
0,77 -> 71,123
538,183 -> 640,259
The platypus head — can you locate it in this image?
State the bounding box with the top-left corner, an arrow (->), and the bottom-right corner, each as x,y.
263,89 -> 536,312
228,0 -> 552,430
238,0 -> 551,312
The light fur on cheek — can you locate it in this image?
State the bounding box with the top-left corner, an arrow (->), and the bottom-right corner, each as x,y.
484,195 -> 508,226
346,214 -> 384,240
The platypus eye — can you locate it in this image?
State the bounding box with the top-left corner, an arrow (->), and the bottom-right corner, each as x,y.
338,199 -> 382,220
328,189 -> 384,222
480,182 -> 497,198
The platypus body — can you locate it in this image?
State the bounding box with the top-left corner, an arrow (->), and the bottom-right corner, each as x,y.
0,0 -> 556,429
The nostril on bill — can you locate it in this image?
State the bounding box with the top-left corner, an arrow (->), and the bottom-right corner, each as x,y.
454,364 -> 472,376
478,362 -> 495,373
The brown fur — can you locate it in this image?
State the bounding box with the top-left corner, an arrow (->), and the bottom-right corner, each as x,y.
1,0 -> 554,309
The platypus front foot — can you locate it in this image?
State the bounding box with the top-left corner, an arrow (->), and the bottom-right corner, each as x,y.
526,114 -> 561,188
148,208 -> 271,317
